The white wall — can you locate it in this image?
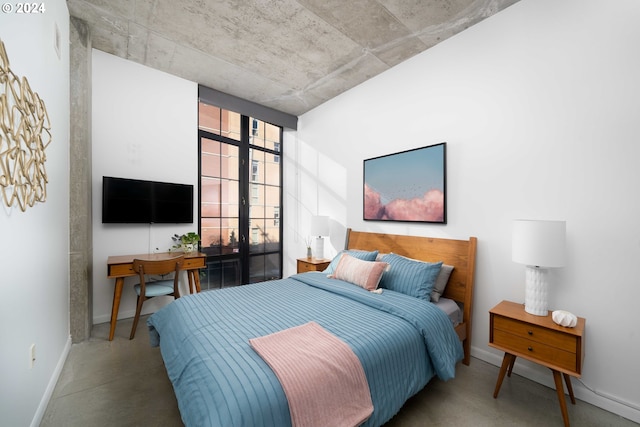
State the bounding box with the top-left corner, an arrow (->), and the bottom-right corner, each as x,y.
91,50 -> 198,324
288,0 -> 640,422
0,1 -> 71,426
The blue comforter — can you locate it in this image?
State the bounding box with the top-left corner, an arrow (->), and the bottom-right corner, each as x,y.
147,272 -> 463,427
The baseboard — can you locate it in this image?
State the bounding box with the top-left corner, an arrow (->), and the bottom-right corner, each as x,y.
93,310 -> 135,325
93,306 -> 165,325
94,308 -> 160,325
471,346 -> 640,424
30,335 -> 72,427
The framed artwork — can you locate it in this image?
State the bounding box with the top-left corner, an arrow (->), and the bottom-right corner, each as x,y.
363,142 -> 446,224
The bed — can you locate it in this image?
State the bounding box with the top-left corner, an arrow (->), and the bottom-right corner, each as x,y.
148,229 -> 477,426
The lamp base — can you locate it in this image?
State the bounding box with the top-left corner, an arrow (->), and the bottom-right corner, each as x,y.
524,266 -> 549,316
314,237 -> 324,259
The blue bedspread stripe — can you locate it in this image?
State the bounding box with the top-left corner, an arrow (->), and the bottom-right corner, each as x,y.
292,272 -> 463,380
148,273 -> 462,427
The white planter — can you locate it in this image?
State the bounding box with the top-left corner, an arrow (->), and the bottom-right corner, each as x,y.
181,243 -> 196,253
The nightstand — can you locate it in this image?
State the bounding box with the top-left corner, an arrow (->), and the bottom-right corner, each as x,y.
489,300 -> 585,427
296,257 -> 331,273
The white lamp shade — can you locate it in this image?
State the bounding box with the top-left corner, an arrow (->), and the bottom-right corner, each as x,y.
512,219 -> 566,268
310,215 -> 330,236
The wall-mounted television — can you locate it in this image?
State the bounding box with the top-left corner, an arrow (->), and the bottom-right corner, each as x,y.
102,176 -> 194,224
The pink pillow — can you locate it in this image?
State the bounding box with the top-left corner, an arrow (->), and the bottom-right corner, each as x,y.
329,254 -> 389,291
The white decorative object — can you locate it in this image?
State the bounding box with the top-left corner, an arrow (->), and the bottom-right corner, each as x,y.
181,243 -> 196,253
310,215 -> 330,259
523,266 -> 549,316
512,219 -> 566,316
552,310 -> 578,327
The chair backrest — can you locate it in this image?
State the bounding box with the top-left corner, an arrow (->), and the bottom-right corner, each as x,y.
132,255 -> 185,284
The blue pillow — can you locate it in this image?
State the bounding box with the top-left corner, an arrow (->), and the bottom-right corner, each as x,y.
379,253 -> 443,300
323,249 -> 379,274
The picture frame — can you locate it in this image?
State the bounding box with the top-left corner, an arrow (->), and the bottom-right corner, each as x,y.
363,142 -> 446,224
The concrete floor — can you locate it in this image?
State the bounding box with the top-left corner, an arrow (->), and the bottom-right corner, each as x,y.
42,316 -> 637,427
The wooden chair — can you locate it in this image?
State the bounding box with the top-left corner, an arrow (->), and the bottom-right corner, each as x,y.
130,255 -> 185,339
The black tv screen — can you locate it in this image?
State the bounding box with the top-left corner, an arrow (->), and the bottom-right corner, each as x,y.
102,176 -> 193,224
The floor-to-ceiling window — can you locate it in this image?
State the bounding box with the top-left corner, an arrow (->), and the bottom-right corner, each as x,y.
198,102 -> 283,289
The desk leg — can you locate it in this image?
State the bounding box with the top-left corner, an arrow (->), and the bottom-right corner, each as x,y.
187,271 -> 195,294
193,270 -> 201,293
493,353 -> 516,398
552,369 -> 571,427
109,277 -> 124,341
185,270 -> 201,294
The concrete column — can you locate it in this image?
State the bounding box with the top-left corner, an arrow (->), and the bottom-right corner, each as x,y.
69,16 -> 93,343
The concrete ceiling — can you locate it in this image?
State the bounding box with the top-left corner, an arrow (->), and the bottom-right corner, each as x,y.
67,0 -> 519,117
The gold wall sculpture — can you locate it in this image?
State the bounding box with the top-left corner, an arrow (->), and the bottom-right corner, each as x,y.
0,39 -> 52,212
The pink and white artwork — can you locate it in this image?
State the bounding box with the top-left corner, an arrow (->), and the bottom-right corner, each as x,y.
363,143 -> 446,223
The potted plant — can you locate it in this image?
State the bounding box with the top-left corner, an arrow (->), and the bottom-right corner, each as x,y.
171,232 -> 201,253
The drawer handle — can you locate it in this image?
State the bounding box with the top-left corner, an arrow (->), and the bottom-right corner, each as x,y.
528,346 -> 533,352
527,330 -> 533,336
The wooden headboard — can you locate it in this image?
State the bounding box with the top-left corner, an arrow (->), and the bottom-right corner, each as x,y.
345,229 -> 478,365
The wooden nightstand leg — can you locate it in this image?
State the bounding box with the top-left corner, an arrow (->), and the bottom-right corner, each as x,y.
563,373 -> 576,404
552,370 -> 571,427
493,353 -> 516,398
507,355 -> 516,377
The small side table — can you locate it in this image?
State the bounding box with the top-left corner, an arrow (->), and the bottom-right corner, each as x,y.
297,257 -> 331,273
489,300 -> 585,427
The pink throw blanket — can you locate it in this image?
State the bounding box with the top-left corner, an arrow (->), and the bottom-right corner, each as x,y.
249,321 -> 373,427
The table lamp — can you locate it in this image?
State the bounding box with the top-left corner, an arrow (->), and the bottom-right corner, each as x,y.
512,219 -> 566,316
310,215 -> 330,259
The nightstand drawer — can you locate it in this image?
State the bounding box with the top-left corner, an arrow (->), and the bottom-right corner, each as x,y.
493,315 -> 576,353
492,329 -> 578,373
297,258 -> 331,273
297,261 -> 317,273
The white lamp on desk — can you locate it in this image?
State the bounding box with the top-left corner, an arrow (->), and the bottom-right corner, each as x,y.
512,219 -> 566,316
310,215 -> 330,259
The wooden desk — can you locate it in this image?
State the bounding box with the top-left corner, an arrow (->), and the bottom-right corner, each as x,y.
106,251 -> 206,341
